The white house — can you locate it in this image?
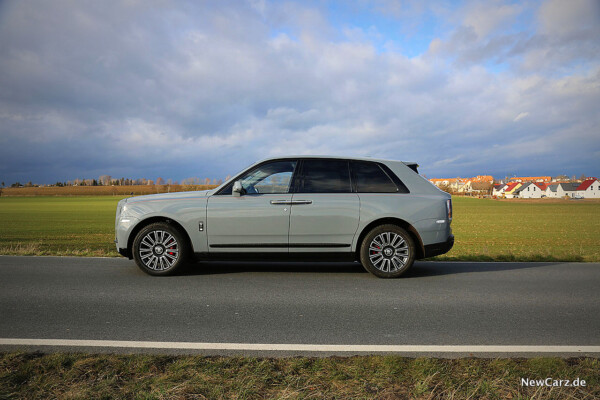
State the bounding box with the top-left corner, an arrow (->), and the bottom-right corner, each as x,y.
545,184 -> 559,198
492,184 -> 506,196
576,178 -> 600,198
556,182 -> 580,198
518,182 -> 546,199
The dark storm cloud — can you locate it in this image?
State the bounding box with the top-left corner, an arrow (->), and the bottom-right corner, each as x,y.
0,0 -> 598,185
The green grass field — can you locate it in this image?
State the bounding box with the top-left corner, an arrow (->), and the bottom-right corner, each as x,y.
0,196 -> 599,261
1,353 -> 598,399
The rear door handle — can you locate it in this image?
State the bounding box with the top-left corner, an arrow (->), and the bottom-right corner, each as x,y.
291,200 -> 312,205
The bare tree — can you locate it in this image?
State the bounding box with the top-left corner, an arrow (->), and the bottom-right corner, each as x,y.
182,177 -> 200,185
156,177 -> 165,185
99,175 -> 111,186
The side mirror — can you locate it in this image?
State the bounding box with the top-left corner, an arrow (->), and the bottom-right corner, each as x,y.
232,181 -> 244,197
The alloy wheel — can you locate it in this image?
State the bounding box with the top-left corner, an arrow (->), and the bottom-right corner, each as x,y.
138,230 -> 179,271
368,231 -> 409,273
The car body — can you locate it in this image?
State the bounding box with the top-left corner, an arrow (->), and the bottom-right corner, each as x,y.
115,156 -> 454,278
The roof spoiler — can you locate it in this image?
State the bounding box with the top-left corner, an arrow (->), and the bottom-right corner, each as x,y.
402,162 -> 419,173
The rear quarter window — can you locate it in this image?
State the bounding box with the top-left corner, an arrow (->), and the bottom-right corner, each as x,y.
352,161 -> 399,193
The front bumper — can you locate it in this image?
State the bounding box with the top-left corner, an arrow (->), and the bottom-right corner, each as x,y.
115,215 -> 138,259
117,247 -> 130,258
423,234 -> 454,258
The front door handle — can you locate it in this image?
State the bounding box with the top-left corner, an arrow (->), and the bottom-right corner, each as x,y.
270,200 -> 313,205
291,200 -> 313,205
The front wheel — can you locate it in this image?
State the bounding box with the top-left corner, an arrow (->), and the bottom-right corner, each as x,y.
360,224 -> 415,278
132,222 -> 190,276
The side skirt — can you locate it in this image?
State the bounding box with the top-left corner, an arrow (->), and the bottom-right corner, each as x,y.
193,252 -> 357,262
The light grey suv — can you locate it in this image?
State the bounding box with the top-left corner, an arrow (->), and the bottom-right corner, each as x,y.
115,156 -> 453,278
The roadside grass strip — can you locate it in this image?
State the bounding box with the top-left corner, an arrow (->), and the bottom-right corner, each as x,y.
1,352 -> 599,399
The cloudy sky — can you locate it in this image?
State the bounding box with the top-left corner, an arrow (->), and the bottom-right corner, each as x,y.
1,0 -> 599,184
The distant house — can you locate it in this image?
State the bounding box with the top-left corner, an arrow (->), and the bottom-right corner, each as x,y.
556,182 -> 580,198
429,178 -> 462,192
430,175 -> 492,193
429,178 -> 457,187
509,176 -> 552,183
545,183 -> 559,198
469,182 -> 492,195
504,182 -> 522,198
576,178 -> 600,198
471,175 -> 494,183
492,184 -> 506,196
518,182 -> 546,199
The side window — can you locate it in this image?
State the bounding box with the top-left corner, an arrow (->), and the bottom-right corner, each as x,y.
299,159 -> 351,193
352,161 -> 398,193
241,161 -> 297,194
220,160 -> 297,195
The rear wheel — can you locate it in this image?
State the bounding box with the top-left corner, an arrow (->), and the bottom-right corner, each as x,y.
360,224 -> 415,278
132,222 -> 190,276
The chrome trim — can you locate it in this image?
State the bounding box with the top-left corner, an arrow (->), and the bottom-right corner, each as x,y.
291,200 -> 313,205
270,200 -> 292,205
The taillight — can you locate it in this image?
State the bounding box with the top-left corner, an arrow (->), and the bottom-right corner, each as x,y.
446,199 -> 452,222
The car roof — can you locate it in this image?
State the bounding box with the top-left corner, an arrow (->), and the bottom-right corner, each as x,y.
255,155 -> 417,166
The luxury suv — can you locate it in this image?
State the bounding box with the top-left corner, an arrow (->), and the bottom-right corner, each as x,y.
115,156 -> 454,278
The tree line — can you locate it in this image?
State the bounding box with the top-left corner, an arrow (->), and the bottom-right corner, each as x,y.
2,175 -> 229,189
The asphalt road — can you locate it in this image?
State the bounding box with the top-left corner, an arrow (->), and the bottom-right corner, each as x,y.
1,256 -> 599,357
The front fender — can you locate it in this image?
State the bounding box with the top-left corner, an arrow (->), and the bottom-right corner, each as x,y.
119,197 -> 209,253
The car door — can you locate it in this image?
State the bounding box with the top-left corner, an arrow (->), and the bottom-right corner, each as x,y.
206,159 -> 298,252
288,159 -> 360,253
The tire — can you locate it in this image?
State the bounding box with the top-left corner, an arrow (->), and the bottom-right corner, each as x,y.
132,222 -> 190,276
360,224 -> 415,278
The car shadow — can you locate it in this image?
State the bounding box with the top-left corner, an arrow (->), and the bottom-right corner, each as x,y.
182,261 -> 366,275
403,261 -> 563,278
181,260 -> 561,277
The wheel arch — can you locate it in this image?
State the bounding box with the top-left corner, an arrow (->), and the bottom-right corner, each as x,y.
126,217 -> 193,259
355,217 -> 425,260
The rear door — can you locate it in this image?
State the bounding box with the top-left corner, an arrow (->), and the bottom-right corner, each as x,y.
288,159 -> 360,252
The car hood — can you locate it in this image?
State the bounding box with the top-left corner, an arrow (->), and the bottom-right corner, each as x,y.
125,190 -> 214,203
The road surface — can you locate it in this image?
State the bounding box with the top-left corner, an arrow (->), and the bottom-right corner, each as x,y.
1,256 -> 599,357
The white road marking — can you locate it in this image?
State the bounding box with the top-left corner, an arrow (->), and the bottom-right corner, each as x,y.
1,339 -> 599,353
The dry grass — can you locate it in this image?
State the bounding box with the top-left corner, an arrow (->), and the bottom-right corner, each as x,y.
0,185 -> 218,197
1,353 -> 598,399
0,242 -> 112,257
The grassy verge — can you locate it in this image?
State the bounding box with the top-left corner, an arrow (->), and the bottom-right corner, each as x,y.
1,353 -> 598,399
0,196 -> 599,261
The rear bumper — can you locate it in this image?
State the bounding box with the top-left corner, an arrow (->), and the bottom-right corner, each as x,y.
423,234 -> 454,258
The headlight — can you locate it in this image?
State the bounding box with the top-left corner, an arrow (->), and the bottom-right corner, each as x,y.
116,199 -> 128,217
